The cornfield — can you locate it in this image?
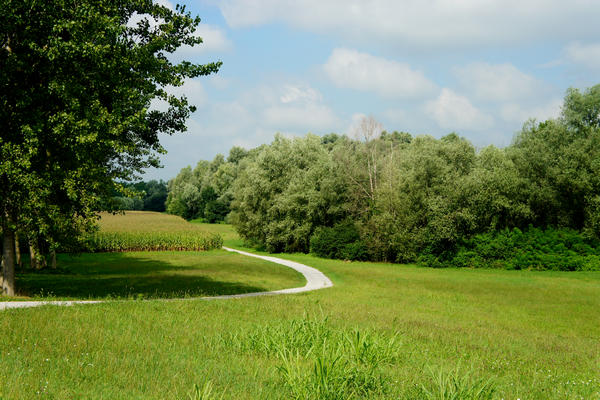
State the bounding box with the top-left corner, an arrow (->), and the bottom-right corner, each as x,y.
84,211 -> 223,252
86,232 -> 223,252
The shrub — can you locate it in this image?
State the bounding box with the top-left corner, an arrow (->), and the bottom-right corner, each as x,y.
310,221 -> 367,261
421,227 -> 600,270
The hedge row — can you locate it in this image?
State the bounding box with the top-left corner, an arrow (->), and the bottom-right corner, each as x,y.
419,227 -> 600,271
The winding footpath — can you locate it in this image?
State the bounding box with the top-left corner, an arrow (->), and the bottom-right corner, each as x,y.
0,247 -> 333,311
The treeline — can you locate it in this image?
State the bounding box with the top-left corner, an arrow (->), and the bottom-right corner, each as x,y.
110,180 -> 168,212
168,84 -> 600,270
165,147 -> 249,222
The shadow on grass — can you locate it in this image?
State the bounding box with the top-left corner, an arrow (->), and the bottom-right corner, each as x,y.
15,253 -> 268,300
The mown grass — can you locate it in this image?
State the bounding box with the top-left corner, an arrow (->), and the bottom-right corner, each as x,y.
1,223 -> 599,399
14,250 -> 305,300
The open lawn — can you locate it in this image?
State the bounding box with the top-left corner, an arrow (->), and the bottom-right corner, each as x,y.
1,220 -> 599,399
14,250 -> 305,300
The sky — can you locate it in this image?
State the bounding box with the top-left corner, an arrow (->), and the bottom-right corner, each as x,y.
144,0 -> 600,181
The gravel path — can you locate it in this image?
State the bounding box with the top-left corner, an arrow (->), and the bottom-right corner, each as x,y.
0,247 -> 333,310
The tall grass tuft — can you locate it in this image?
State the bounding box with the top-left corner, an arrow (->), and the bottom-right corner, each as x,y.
416,364 -> 496,400
187,380 -> 224,400
218,314 -> 401,399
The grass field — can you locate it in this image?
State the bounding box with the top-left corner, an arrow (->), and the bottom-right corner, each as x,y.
11,212 -> 304,300
1,217 -> 599,399
15,251 -> 305,300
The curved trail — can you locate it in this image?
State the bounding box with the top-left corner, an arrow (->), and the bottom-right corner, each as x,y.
0,247 -> 333,310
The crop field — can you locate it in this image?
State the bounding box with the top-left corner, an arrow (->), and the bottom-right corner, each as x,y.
98,211 -> 213,233
87,212 -> 223,251
1,217 -> 599,399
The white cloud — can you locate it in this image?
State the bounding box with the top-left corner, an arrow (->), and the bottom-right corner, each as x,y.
149,79 -> 207,112
280,85 -> 322,104
501,98 -> 563,124
208,75 -> 231,90
382,108 -> 408,125
426,89 -> 493,131
263,85 -> 338,131
128,0 -> 231,58
264,104 -> 338,130
455,62 -> 545,102
127,0 -> 174,29
170,24 -> 232,62
175,83 -> 340,153
564,42 -> 600,70
218,0 -> 600,49
323,48 -> 436,98
190,24 -> 231,53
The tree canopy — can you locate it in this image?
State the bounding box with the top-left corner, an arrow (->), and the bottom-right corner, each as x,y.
0,0 -> 220,294
167,84 -> 600,269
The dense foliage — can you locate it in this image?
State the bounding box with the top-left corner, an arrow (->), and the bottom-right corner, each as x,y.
420,227 -> 600,271
167,84 -> 600,270
310,220 -> 368,261
111,180 -> 168,212
1,0 -> 219,293
165,147 -> 248,222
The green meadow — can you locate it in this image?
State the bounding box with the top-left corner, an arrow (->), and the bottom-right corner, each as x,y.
1,213 -> 599,399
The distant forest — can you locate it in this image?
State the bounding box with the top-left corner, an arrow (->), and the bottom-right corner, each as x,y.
111,180 -> 168,213
159,84 -> 600,270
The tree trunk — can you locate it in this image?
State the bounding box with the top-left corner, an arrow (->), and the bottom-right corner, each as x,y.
2,229 -> 16,296
0,255 -> 4,291
40,250 -> 47,269
15,232 -> 21,269
50,249 -> 57,269
29,241 -> 37,269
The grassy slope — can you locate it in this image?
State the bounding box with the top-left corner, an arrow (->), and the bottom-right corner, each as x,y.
16,251 -> 305,300
1,223 -> 599,399
12,212 -> 304,300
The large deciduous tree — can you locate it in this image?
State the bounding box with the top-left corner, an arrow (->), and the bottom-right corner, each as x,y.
0,0 -> 220,295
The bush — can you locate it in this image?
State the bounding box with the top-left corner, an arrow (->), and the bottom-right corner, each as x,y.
310,221 -> 367,261
420,227 -> 600,270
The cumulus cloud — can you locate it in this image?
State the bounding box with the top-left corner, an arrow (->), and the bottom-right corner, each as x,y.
173,83 -> 340,152
264,85 -> 338,131
149,78 -> 207,112
218,0 -> 600,49
500,98 -> 563,124
454,62 -> 546,102
280,85 -> 322,104
264,104 -> 338,130
127,0 -> 174,29
563,42 -> 600,71
323,48 -> 436,98
128,0 -> 231,58
426,89 -> 493,131
174,24 -> 232,58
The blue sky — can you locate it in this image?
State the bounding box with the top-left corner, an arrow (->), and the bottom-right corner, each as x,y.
145,0 -> 600,180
